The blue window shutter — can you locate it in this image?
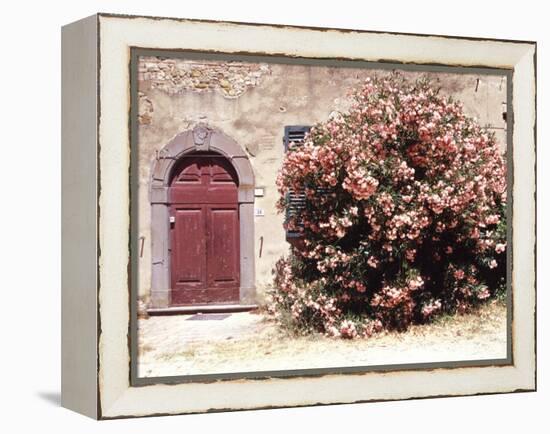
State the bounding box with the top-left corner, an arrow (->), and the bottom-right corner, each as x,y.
283,125 -> 311,241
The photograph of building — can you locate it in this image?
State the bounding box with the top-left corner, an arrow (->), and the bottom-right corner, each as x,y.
133,53 -> 509,378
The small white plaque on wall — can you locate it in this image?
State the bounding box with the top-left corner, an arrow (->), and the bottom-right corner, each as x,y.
254,187 -> 265,197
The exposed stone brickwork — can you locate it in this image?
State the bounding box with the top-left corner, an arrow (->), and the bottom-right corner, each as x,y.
138,92 -> 154,125
138,56 -> 271,98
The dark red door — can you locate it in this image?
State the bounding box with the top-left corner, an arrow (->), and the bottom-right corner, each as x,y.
169,155 -> 240,305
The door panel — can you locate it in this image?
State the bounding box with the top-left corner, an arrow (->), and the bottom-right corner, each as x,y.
208,207 -> 240,287
170,206 -> 208,305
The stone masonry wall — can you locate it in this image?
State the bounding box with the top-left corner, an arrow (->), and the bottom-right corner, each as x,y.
138,56 -> 271,98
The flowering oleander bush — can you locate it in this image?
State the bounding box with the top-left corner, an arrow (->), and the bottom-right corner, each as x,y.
269,73 -> 507,338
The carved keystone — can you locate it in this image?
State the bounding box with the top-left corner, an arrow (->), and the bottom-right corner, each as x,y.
193,124 -> 212,151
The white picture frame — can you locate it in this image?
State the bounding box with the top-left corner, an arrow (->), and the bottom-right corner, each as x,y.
61,13 -> 536,419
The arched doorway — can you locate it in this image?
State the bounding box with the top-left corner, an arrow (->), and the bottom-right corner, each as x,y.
169,153 -> 240,305
149,125 -> 255,309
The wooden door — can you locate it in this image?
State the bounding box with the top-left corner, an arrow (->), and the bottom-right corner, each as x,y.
169,155 -> 240,305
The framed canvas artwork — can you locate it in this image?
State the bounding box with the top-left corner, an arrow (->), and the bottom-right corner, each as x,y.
61,13 -> 536,419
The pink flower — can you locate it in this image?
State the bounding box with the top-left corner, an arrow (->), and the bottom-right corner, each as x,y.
469,228 -> 480,239
339,320 -> 358,339
326,325 -> 341,338
495,243 -> 506,254
405,249 -> 416,261
355,281 -> 367,293
486,215 -> 500,225
421,300 -> 442,319
477,287 -> 490,300
489,259 -> 498,269
335,227 -> 346,238
408,276 -> 424,290
367,256 -> 379,268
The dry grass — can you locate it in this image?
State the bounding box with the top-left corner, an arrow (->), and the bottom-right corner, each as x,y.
138,300 -> 507,377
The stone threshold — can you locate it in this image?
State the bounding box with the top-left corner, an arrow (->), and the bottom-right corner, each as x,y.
147,304 -> 259,316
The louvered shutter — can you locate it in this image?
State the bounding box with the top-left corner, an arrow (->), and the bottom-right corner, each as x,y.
283,125 -> 311,241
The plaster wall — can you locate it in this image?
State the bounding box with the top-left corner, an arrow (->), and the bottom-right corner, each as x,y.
137,56 -> 507,304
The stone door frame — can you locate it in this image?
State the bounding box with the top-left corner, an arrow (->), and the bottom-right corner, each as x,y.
148,124 -> 255,308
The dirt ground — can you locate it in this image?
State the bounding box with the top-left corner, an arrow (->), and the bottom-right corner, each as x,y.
137,301 -> 507,378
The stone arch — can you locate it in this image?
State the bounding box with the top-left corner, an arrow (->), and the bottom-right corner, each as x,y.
149,124 -> 256,309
